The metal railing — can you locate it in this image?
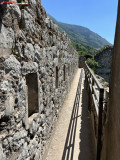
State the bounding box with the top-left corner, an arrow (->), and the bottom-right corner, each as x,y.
84,62 -> 104,160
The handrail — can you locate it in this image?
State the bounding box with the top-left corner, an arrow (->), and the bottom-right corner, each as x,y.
84,61 -> 104,160
84,62 -> 103,89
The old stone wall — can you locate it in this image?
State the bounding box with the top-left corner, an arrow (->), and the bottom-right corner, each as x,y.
0,1 -> 78,160
94,46 -> 113,83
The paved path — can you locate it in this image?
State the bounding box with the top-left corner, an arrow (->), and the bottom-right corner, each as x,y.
42,69 -> 96,160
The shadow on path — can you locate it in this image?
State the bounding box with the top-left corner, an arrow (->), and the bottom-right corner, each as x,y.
62,70 -> 83,160
78,79 -> 96,160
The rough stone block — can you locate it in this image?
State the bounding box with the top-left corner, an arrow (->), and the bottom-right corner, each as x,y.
4,55 -> 21,74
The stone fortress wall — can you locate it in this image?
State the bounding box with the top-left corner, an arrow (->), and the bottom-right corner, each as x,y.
94,46 -> 113,83
0,1 -> 78,159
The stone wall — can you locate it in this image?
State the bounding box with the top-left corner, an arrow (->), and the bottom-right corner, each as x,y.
94,46 -> 113,83
0,1 -> 78,160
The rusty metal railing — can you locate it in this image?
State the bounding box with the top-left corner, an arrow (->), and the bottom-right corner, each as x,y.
84,62 -> 104,160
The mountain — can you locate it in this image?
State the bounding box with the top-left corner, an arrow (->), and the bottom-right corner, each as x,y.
48,15 -> 111,49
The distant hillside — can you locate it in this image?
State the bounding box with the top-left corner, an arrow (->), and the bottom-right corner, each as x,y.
71,41 -> 96,56
48,15 -> 111,49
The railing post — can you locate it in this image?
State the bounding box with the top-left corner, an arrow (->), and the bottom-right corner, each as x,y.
89,77 -> 94,113
92,77 -> 94,93
85,69 -> 91,111
88,73 -> 91,111
97,88 -> 104,160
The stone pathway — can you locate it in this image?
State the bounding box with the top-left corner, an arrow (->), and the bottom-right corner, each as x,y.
42,69 -> 96,160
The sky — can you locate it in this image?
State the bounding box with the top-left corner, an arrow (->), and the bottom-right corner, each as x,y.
42,0 -> 118,44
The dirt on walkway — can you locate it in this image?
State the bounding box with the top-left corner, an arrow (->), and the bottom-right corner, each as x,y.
42,69 -> 96,160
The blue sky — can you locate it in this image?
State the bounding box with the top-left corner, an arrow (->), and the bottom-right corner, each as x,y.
42,0 -> 118,44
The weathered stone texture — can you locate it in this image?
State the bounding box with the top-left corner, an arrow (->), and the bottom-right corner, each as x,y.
94,46 -> 113,82
4,55 -> 21,74
0,24 -> 14,49
0,1 -> 78,160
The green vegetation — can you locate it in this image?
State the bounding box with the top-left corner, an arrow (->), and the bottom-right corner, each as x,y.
71,41 -> 96,56
48,14 -> 107,70
12,49 -> 18,57
95,45 -> 112,54
71,41 -> 100,70
86,58 -> 100,70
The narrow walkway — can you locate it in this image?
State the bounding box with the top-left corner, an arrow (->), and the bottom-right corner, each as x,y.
42,69 -> 96,160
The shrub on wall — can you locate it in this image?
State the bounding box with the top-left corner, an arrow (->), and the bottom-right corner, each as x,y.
86,58 -> 100,70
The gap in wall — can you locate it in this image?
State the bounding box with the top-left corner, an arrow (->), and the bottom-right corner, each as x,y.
26,73 -> 39,117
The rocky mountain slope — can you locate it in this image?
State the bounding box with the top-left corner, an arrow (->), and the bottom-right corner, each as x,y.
48,15 -> 111,49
